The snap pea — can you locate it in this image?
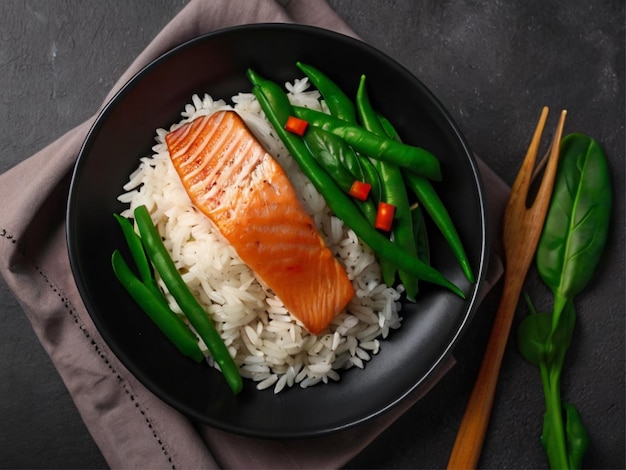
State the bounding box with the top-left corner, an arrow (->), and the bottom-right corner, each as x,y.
356,74 -> 419,299
403,173 -> 475,283
355,75 -> 386,135
358,153 -> 383,204
377,113 -> 475,284
292,105 -> 442,181
133,205 -> 243,395
247,68 -> 464,298
111,250 -> 204,363
296,61 -> 357,123
296,62 -> 382,205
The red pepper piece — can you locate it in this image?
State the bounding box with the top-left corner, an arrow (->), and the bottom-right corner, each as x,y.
284,116 -> 309,136
349,180 -> 372,201
375,202 -> 396,231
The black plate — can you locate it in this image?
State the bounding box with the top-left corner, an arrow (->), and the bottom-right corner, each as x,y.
67,24 -> 488,439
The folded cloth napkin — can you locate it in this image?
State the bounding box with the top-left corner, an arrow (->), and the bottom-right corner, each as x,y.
0,0 -> 507,468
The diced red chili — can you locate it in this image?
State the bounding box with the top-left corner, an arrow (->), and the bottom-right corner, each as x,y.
284,116 -> 309,136
375,202 -> 396,231
349,180 -> 372,201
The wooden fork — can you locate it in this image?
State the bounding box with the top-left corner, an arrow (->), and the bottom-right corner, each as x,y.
447,106 -> 567,469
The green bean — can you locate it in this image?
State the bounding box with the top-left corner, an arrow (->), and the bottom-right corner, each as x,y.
356,74 -> 419,299
133,205 -> 243,394
293,105 -> 442,181
113,213 -> 164,300
112,213 -> 203,361
111,250 -> 204,363
113,213 -> 153,285
247,68 -> 465,298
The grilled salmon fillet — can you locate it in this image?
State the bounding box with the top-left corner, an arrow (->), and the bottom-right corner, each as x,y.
165,110 -> 355,335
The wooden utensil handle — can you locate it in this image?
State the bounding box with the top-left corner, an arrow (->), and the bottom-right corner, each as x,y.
447,276 -> 523,469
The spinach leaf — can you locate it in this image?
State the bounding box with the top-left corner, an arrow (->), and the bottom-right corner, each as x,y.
517,133 -> 611,469
517,294 -> 552,367
536,133 -> 612,315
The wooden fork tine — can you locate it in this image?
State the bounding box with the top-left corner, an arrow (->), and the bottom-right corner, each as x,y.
532,109 -> 567,213
507,109 -> 567,259
509,106 -> 549,209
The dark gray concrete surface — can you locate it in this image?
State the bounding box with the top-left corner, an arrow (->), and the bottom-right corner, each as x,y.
0,1 -> 623,468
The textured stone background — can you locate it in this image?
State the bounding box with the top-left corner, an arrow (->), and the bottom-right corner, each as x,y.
0,1 -> 623,468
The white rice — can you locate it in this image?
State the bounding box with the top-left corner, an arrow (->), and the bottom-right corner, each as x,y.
118,77 -> 404,393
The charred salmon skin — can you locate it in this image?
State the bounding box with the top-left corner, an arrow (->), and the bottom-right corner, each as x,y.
165,110 -> 355,335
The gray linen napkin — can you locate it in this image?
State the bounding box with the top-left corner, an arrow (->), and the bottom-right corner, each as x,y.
0,0 -> 506,468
